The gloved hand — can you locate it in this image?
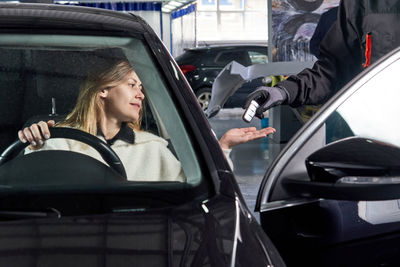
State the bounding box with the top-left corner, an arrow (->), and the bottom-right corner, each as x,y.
243,86 -> 288,119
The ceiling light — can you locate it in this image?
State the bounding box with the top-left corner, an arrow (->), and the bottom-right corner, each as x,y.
168,1 -> 182,7
163,4 -> 175,9
162,6 -> 173,12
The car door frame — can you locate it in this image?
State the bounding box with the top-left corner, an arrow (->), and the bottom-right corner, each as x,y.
255,47 -> 400,266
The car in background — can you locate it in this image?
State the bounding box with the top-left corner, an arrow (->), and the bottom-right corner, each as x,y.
1,3 -> 400,267
175,44 -> 268,111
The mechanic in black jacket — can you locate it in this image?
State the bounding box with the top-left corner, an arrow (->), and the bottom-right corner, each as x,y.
309,6 -> 338,59
244,0 -> 400,118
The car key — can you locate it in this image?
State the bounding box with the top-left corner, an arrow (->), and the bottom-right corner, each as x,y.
242,100 -> 259,123
242,93 -> 269,123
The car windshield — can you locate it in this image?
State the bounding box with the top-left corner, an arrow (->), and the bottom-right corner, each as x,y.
0,34 -> 203,201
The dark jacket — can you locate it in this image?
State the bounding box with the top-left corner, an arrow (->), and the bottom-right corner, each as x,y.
309,6 -> 338,58
279,0 -> 400,107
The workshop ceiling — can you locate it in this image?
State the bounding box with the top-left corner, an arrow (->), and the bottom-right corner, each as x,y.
161,0 -> 194,13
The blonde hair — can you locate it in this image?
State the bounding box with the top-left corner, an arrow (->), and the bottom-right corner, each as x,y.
58,60 -> 142,135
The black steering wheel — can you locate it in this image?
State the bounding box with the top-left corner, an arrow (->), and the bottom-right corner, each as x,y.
0,127 -> 127,179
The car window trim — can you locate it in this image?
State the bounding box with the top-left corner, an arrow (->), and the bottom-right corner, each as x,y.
143,32 -> 224,194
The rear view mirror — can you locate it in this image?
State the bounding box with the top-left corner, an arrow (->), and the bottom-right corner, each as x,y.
283,137 -> 400,200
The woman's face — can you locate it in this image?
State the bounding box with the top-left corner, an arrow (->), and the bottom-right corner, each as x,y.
100,70 -> 145,123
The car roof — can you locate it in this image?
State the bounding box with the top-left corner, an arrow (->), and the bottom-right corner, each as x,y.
0,3 -> 148,35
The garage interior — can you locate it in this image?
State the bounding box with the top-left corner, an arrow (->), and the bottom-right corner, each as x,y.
11,0 -> 338,218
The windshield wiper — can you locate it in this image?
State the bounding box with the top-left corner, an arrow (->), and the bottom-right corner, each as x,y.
0,208 -> 61,220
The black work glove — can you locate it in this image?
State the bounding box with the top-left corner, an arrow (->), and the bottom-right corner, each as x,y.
243,86 -> 288,119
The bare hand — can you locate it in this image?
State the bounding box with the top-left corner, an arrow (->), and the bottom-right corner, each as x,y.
18,120 -> 55,149
219,127 -> 276,149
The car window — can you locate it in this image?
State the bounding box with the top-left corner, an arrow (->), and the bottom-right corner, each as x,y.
214,49 -> 249,66
325,58 -> 400,146
174,50 -> 200,65
262,50 -> 400,203
0,34 -> 202,193
248,49 -> 268,64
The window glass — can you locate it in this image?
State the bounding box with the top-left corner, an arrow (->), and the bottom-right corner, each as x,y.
0,34 -> 202,192
174,50 -> 200,65
325,58 -> 400,146
248,50 -> 268,64
219,0 -> 244,11
215,50 -> 248,66
197,11 -> 219,41
197,0 -> 268,42
265,53 -> 400,203
198,0 -> 217,11
219,12 -> 244,39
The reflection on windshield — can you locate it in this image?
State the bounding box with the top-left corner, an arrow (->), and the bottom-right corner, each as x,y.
0,34 -> 202,189
20,50 -> 186,183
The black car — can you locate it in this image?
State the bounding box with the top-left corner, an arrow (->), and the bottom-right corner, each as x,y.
1,3 -> 400,267
0,4 -> 283,267
175,44 -> 268,111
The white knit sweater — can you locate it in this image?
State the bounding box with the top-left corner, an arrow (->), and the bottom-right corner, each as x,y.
25,131 -> 185,182
25,130 -> 233,182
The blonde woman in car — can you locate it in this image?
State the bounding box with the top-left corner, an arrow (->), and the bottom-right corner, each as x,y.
18,59 -> 275,182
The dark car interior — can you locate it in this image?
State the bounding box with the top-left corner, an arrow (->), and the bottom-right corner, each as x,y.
0,47 -> 159,151
0,46 -> 203,217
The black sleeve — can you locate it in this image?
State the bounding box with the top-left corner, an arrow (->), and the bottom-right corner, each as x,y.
309,15 -> 324,58
310,7 -> 339,58
278,0 -> 364,107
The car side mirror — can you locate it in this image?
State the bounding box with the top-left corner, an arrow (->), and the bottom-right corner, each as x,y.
283,137 -> 400,200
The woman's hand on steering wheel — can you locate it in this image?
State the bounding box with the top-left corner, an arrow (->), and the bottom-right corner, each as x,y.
18,120 -> 55,149
3,127 -> 127,179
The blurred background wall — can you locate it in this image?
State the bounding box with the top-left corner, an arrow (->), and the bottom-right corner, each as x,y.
58,0 -> 340,60
270,0 -> 339,62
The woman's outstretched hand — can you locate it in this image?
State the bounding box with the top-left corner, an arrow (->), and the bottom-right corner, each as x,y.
219,127 -> 276,149
18,120 -> 55,149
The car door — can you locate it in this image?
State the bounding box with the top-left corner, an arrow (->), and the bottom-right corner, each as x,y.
256,47 -> 400,267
